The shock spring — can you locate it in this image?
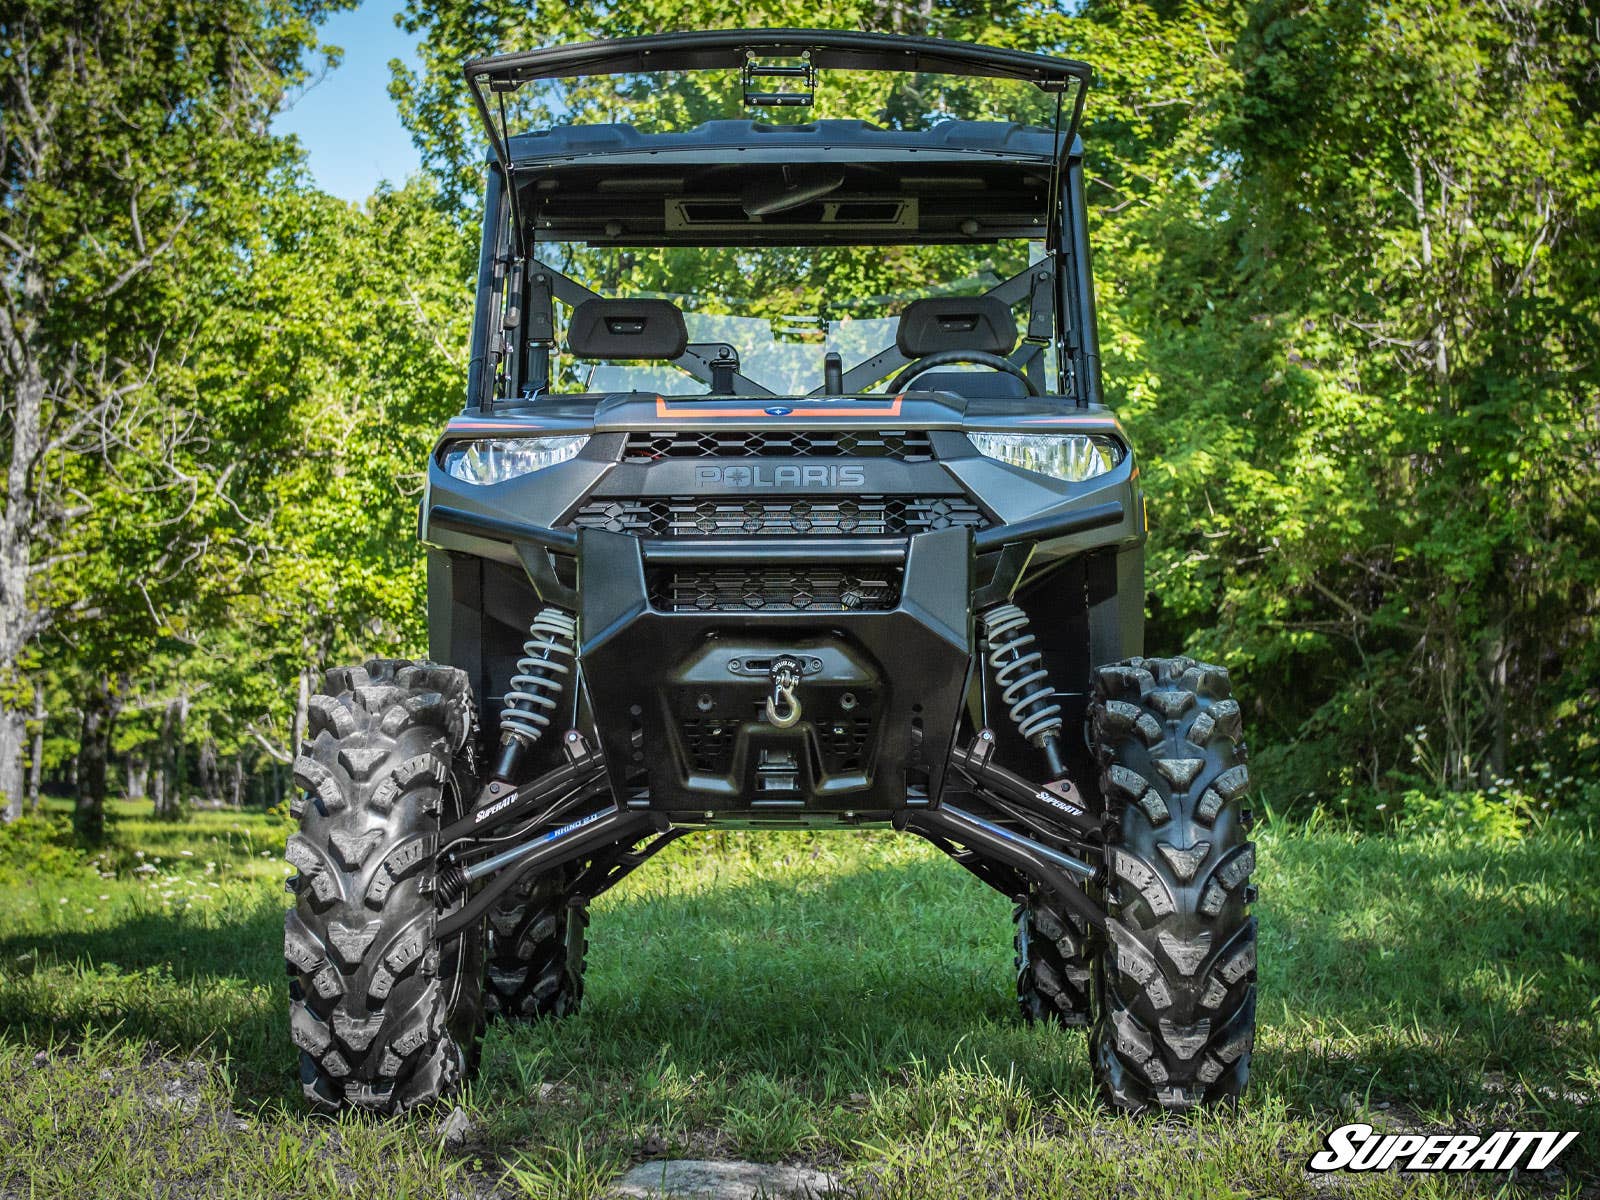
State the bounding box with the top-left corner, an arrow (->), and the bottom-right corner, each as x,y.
981,602 -> 1064,747
500,607 -> 577,746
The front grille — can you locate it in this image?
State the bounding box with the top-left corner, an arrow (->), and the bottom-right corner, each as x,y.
568,495 -> 987,538
650,566 -> 902,613
820,717 -> 875,773
681,717 -> 735,774
624,429 -> 934,462
680,712 -> 877,776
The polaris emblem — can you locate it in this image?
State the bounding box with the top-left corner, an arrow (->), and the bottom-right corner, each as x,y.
695,464 -> 866,489
764,406 -> 793,416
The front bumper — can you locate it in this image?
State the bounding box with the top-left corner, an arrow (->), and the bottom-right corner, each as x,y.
427,501 -> 1129,821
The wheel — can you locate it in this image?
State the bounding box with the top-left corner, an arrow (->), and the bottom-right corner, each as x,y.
1015,890 -> 1091,1026
1087,655 -> 1257,1111
283,659 -> 485,1113
484,865 -> 588,1021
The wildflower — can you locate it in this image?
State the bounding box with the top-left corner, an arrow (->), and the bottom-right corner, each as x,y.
1375,803 -> 1387,811
180,850 -> 194,857
98,894 -> 109,900
57,897 -> 67,904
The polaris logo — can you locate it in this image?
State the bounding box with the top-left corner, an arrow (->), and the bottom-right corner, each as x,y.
695,464 -> 866,489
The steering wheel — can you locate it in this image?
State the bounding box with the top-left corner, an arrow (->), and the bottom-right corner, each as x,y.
888,350 -> 1039,397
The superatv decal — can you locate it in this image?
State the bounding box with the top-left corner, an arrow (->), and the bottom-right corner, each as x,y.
1308,1123 -> 1579,1173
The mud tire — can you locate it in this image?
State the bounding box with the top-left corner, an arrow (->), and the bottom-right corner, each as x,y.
1016,890 -> 1092,1026
283,659 -> 485,1113
483,866 -> 588,1021
1087,655 -> 1257,1111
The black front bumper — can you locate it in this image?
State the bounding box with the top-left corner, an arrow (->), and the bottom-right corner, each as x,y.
425,498 -> 1128,821
578,526 -> 971,820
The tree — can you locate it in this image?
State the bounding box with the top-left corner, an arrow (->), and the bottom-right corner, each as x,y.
0,0 -> 350,828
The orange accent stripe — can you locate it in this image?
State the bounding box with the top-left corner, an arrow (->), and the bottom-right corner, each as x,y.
654,396 -> 905,419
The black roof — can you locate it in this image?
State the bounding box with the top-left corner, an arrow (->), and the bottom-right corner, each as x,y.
466,28 -> 1092,90
467,29 -> 1091,177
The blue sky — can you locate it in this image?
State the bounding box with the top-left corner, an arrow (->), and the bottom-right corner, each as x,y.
271,0 -> 424,202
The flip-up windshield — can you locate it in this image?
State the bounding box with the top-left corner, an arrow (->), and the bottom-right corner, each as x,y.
467,30 -> 1090,165
463,32 -> 1103,409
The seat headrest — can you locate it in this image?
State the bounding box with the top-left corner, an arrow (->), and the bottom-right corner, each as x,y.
896,296 -> 1017,357
567,298 -> 688,360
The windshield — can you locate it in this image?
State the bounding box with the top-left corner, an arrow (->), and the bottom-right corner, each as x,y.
468,32 -> 1089,160
541,241 -> 1050,396
508,67 -> 1063,138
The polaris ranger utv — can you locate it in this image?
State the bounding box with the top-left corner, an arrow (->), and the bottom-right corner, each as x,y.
284,29 -> 1256,1116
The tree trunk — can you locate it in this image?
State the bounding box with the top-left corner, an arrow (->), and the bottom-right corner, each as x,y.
198,738 -> 221,805
26,690 -> 44,812
291,668 -> 310,763
126,753 -> 149,801
229,756 -> 244,809
0,272 -> 48,825
75,681 -> 120,843
154,693 -> 190,820
0,708 -> 26,821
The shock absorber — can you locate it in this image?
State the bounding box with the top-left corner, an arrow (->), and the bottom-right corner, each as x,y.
981,602 -> 1068,779
491,606 -> 577,782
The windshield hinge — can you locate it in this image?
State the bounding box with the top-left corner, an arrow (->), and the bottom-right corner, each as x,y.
742,50 -> 815,107
1026,266 -> 1054,342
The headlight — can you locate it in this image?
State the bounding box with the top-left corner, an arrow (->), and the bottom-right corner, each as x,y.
967,433 -> 1124,482
441,436 -> 589,485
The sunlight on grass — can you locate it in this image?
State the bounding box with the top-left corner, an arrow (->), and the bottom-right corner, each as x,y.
0,801 -> 1594,1197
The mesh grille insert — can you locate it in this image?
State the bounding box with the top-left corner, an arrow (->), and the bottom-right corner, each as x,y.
568,495 -> 987,538
650,567 -> 902,613
624,429 -> 934,462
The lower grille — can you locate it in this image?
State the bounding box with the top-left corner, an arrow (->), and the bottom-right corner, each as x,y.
651,566 -> 901,613
569,495 -> 987,538
680,717 -> 735,774
820,717 -> 874,773
679,712 -> 876,777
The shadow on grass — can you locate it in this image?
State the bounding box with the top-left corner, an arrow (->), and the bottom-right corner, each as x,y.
0,830 -> 1594,1140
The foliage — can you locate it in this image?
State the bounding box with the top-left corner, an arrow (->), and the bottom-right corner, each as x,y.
0,813 -> 82,885
1062,0 -> 1600,805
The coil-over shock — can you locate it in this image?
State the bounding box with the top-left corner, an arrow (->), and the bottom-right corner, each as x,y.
491,606 -> 577,782
981,602 -> 1068,779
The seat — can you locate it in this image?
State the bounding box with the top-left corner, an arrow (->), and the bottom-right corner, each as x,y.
893,295 -> 1028,399
567,298 -> 688,360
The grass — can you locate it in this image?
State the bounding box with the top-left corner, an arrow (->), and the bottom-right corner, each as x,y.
0,797 -> 1595,1197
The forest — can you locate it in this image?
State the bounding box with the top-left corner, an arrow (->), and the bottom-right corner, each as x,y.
2,0 -> 1597,840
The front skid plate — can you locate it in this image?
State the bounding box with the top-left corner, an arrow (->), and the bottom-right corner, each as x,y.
579,526 -> 972,813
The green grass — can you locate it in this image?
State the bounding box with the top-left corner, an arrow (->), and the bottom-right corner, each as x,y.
0,797 -> 1595,1197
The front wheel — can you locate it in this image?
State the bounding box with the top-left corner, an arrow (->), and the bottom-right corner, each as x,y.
283,659 -> 485,1112
1087,655 -> 1257,1111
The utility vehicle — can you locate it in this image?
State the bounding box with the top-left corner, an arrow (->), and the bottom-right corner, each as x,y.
284,29 -> 1257,1115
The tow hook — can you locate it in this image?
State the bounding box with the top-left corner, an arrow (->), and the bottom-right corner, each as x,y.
765,657 -> 803,728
